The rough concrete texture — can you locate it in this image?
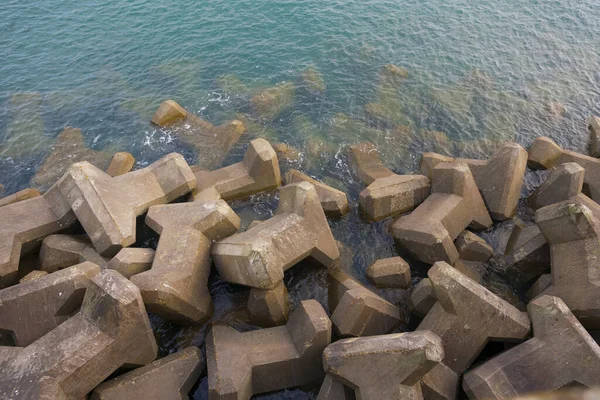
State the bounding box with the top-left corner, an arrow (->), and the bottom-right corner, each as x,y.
359,174 -> 431,222
528,162 -> 584,210
590,116 -> 600,158
527,136 -> 600,202
527,274 -> 552,300
391,162 -> 492,265
91,346 -> 204,400
0,194 -> 75,288
0,261 -> 100,346
106,152 -> 135,177
366,256 -> 411,288
321,331 -> 444,400
131,200 -> 240,324
508,389 -> 600,400
0,270 -> 157,399
192,138 -> 281,202
455,231 -> 493,262
212,182 -> 339,289
317,375 -> 356,400
409,278 -> 436,319
207,300 -> 331,399
535,194 -> 600,328
40,234 -> 109,272
246,220 -> 263,230
453,259 -> 485,283
504,221 -> 550,283
106,248 -> 155,279
0,188 -> 40,208
19,270 -> 48,283
248,281 -> 290,327
347,142 -> 395,185
421,363 -> 459,400
504,218 -> 527,255
417,262 -> 531,373
151,100 -> 246,169
46,152 -> 196,256
328,269 -> 402,337
420,143 -> 527,220
463,295 -> 600,399
286,169 -> 349,217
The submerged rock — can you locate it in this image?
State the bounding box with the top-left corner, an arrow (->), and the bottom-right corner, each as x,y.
300,66 -> 326,93
250,82 -> 295,120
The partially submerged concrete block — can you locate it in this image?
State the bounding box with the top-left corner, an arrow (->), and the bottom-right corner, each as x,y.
421,143 -> 528,220
391,162 -> 492,265
528,162 -> 584,210
366,256 -> 411,289
527,137 -> 563,170
0,188 -> 40,208
409,278 -> 436,318
248,281 -> 289,327
417,262 -> 530,373
0,261 -> 100,346
91,346 -> 204,400
0,195 -> 75,287
0,270 -> 157,399
455,231 -> 493,262
535,195 -> 600,328
40,234 -> 108,272
286,169 -> 349,217
590,116 -> 600,158
348,142 -> 395,185
151,100 -> 187,126
212,182 -> 339,289
207,300 -> 331,399
329,269 -> 402,337
106,151 -> 135,177
19,270 -> 48,283
463,295 -> 600,399
131,200 -> 240,324
46,153 -> 196,256
321,331 -> 444,400
106,248 -> 155,278
192,138 -> 281,202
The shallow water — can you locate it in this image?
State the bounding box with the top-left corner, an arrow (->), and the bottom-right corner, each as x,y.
1,0 -> 600,398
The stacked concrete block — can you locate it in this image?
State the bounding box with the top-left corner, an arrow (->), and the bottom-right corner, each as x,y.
247,281 -> 290,327
366,256 -> 411,288
455,231 -> 493,262
0,188 -> 40,208
527,162 -> 584,210
409,278 -> 436,318
504,220 -> 550,283
39,234 -> 109,272
105,248 -> 155,279
590,115 -> 600,158
106,151 -> 135,177
286,169 -> 349,217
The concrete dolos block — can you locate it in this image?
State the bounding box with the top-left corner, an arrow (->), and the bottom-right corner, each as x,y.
416,262 -> 531,373
504,220 -> 550,284
409,278 -> 436,318
320,331 -> 444,400
527,162 -> 584,210
212,182 -> 340,289
192,138 -> 282,202
286,169 -> 349,217
535,194 -> 600,328
328,269 -> 402,337
207,299 -> 331,399
463,295 -> 600,399
0,261 -> 100,346
366,256 -> 411,288
46,153 -> 196,257
391,162 -> 492,265
39,234 -> 108,272
131,200 -> 240,324
91,346 -> 205,400
349,143 -> 430,222
0,270 -> 157,399
0,194 -> 75,288
248,281 -> 290,327
106,248 -> 155,279
455,231 -> 493,262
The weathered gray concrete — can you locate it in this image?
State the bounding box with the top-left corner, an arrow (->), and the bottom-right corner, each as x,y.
535,194 -> 600,328
19,270 -> 48,283
106,248 -> 155,279
0,194 -> 75,287
417,262 -> 531,373
463,295 -> 600,399
348,142 -> 395,186
528,162 -> 584,210
409,278 -> 436,319
286,169 -> 349,217
248,281 -> 289,327
391,162 -> 492,265
106,152 -> 135,177
320,331 -> 444,400
0,261 -> 100,346
504,220 -> 550,283
192,138 -> 281,202
366,256 -> 411,288
212,182 -> 339,289
45,152 -> 196,256
0,188 -> 40,208
131,200 -> 240,324
151,100 -> 187,126
0,270 -> 157,399
421,363 -> 459,400
329,269 -> 402,337
420,143 -> 528,220
91,346 -> 204,400
455,231 -> 493,262
40,234 -> 108,272
590,116 -> 600,158
207,300 -> 331,399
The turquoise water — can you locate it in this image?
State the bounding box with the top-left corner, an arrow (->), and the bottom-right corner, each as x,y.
2,0 -> 600,398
